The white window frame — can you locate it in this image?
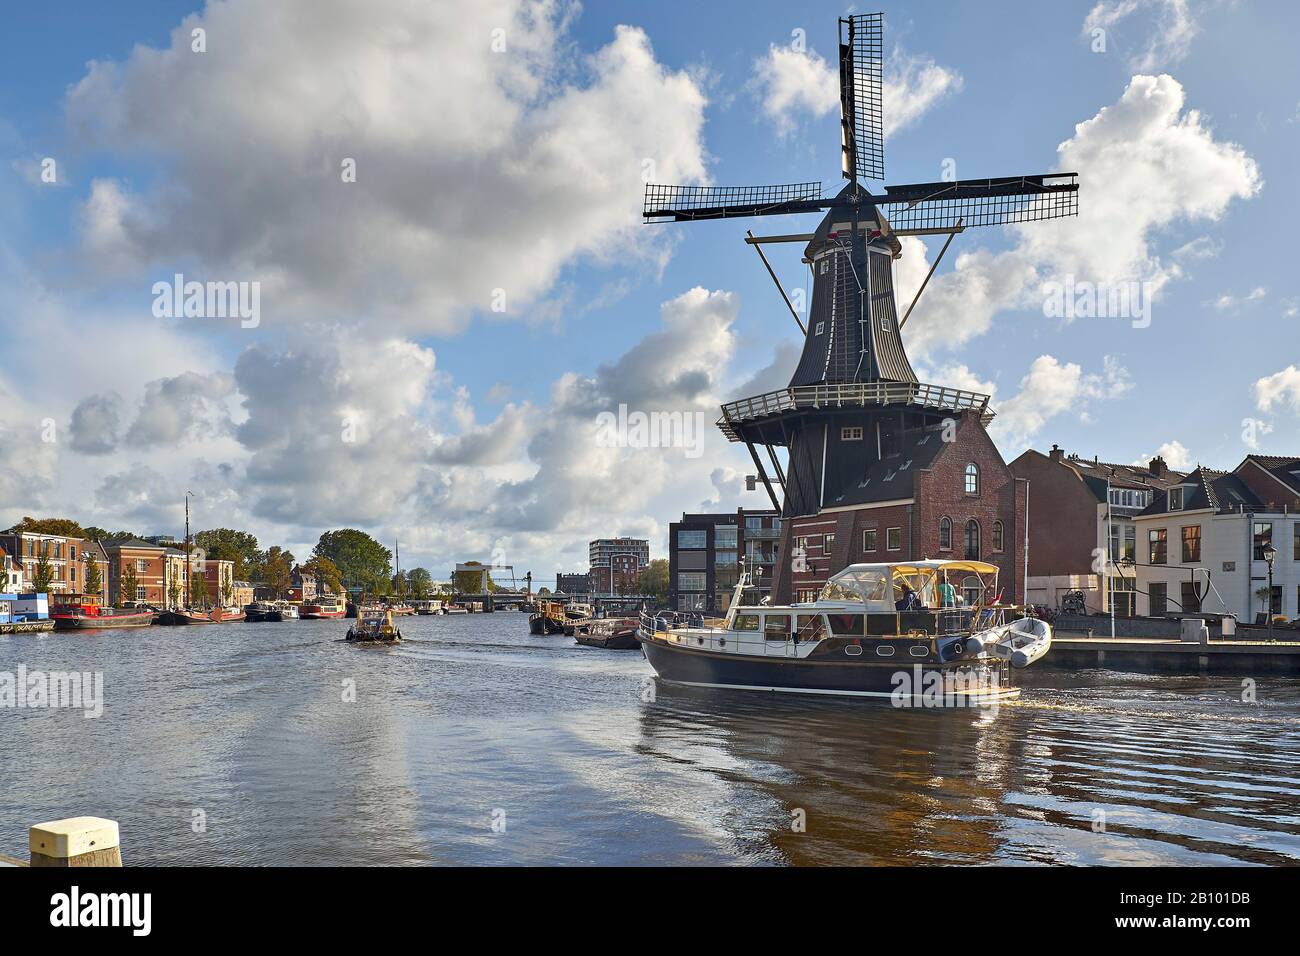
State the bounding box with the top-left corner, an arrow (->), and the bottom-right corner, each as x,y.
841,426 -> 863,441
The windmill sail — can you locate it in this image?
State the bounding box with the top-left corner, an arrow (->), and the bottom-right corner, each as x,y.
643,182 -> 829,222
840,13 -> 884,183
880,173 -> 1079,234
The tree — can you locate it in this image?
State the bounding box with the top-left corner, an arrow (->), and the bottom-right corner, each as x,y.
10,516 -> 87,537
313,529 -> 390,592
84,555 -> 103,599
537,586 -> 551,596
195,529 -> 260,579
81,526 -> 111,542
259,546 -> 295,598
168,575 -> 183,609
303,555 -> 344,596
119,564 -> 139,607
408,568 -> 432,599
32,544 -> 56,594
392,570 -> 408,598
189,571 -> 209,608
639,559 -> 669,606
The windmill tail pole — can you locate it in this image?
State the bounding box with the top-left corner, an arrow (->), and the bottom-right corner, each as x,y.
747,230 -> 807,335
899,218 -> 962,329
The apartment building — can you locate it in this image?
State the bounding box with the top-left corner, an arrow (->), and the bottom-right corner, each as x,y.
668,508 -> 780,613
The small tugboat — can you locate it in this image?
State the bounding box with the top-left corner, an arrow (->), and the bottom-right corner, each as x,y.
270,601 -> 299,622
639,560 -> 1049,705
300,595 -> 347,619
528,600 -> 567,634
575,617 -> 641,650
52,604 -> 154,630
346,607 -> 402,644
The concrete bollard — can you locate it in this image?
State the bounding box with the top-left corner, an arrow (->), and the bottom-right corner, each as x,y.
29,817 -> 122,867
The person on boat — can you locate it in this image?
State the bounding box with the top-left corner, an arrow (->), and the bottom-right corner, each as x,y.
896,583 -> 923,612
938,579 -> 957,608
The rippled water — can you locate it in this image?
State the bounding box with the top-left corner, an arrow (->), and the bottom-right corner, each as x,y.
1,614 -> 1297,865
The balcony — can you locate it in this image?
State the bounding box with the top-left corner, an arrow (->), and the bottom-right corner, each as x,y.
745,527 -> 781,540
718,381 -> 994,441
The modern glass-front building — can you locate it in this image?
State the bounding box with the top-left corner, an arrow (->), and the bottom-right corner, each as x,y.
667,509 -> 780,613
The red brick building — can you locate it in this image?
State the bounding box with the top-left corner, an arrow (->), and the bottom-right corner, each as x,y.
103,538 -> 168,605
777,409 -> 1026,603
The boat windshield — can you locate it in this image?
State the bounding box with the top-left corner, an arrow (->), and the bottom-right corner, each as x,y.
819,567 -> 890,603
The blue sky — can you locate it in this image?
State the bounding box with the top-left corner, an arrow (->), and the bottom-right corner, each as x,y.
1,0 -> 1297,577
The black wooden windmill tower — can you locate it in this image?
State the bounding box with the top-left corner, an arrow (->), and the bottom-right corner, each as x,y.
644,13 -> 1080,602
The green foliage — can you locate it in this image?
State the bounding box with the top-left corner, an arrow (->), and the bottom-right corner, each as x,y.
81,526 -> 111,542
84,556 -> 102,597
189,571 -> 209,608
303,555 -> 344,596
120,564 -> 139,607
407,567 -> 432,599
31,544 -> 56,593
639,558 -> 669,605
259,546 -> 295,598
313,529 -> 391,591
10,516 -> 87,537
195,528 -> 260,578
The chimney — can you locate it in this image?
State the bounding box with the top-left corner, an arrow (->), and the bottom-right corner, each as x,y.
1049,444 -> 1064,463
1149,455 -> 1167,478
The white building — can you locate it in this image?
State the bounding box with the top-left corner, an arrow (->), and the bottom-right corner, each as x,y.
1132,463 -> 1300,622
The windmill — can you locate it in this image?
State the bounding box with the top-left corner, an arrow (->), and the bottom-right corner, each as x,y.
643,13 -> 1080,602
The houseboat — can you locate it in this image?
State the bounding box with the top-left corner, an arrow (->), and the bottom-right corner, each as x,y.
300,595 -> 347,619
575,616 -> 641,650
52,604 -> 154,630
638,560 -> 1050,705
0,593 -> 55,633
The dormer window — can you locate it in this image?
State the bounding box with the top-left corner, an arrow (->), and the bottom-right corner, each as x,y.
1169,487 -> 1184,511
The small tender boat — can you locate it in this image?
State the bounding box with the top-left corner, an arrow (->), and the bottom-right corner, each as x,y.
301,597 -> 347,619
346,607 -> 401,644
639,560 -> 1048,705
52,604 -> 154,630
388,603 -> 416,616
966,616 -> 1052,668
443,604 -> 469,615
575,617 -> 641,650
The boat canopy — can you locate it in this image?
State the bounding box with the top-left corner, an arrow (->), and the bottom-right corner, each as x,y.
817,560 -> 1001,611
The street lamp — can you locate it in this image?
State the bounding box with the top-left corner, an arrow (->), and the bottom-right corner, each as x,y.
1263,542 -> 1277,639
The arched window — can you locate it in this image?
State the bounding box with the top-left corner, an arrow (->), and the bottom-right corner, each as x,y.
964,463 -> 980,495
992,520 -> 1004,552
939,516 -> 952,550
964,519 -> 981,560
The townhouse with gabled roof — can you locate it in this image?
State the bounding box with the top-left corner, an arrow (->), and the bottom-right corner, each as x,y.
1131,457 -> 1300,622
1009,446 -> 1187,614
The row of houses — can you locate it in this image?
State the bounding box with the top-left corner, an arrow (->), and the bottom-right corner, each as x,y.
0,529 -> 323,610
1013,448 -> 1300,624
657,407 -> 1300,626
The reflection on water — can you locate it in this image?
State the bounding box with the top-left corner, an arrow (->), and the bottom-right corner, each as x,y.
1,615 -> 1296,865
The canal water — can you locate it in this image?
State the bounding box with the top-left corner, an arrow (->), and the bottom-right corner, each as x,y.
2,613 -> 1298,866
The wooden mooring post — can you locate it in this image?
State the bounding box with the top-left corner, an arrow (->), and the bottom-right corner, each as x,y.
27,816 -> 122,867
